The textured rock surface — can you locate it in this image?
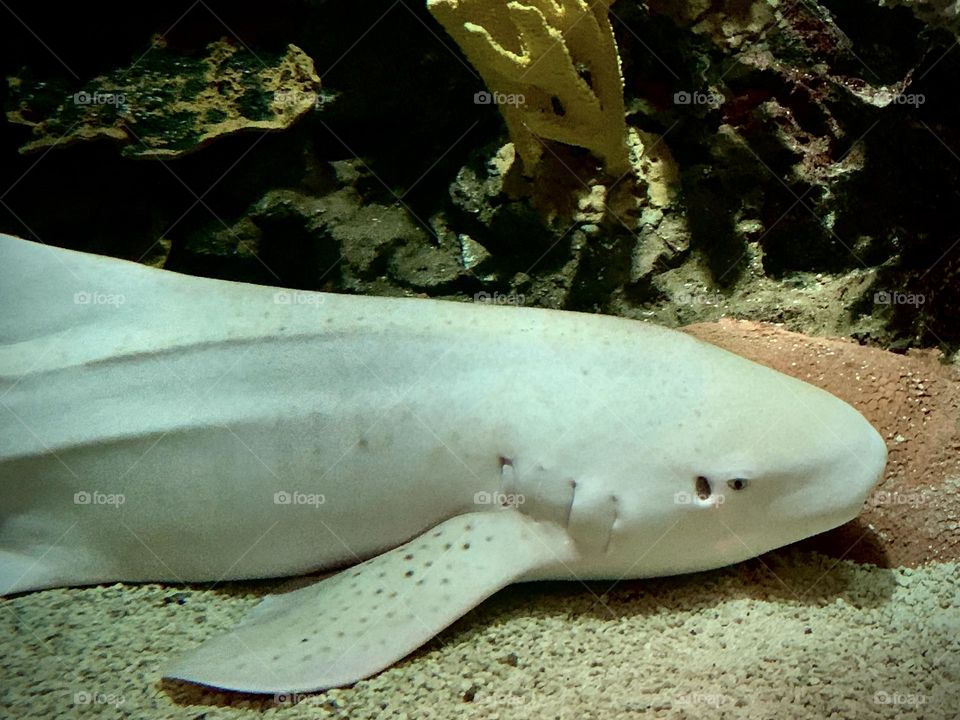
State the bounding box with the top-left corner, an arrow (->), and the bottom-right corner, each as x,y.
685,319 -> 960,568
2,1 -> 958,349
7,39 -> 320,158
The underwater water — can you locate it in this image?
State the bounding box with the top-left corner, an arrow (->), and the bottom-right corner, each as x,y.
1,1 -> 959,718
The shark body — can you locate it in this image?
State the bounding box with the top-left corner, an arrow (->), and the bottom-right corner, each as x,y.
0,234 -> 887,692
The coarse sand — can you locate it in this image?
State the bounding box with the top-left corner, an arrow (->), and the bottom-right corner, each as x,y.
2,551 -> 957,719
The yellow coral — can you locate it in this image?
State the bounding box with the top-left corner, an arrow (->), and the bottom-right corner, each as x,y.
428,0 -> 629,176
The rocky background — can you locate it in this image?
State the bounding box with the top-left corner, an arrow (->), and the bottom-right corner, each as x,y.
2,0 -> 958,352
1,1 -> 958,567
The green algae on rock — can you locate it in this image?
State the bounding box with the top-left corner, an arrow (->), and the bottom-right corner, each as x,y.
6,38 -> 321,158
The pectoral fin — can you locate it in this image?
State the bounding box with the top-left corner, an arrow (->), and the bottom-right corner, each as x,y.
164,510 -> 574,693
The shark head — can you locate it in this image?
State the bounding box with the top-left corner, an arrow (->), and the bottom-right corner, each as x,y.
555,336 -> 888,580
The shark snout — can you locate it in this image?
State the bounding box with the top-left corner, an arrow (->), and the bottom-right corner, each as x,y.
805,412 -> 888,530
840,412 -> 888,505
764,402 -> 887,538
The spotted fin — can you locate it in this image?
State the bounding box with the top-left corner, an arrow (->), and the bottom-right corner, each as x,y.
163,510 -> 575,693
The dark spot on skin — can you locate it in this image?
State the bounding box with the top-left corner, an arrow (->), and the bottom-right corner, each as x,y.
485,536 -> 493,542
405,570 -> 414,577
336,631 -> 345,638
357,438 -> 369,449
404,553 -> 414,560
462,543 -> 471,550
378,571 -> 386,578
441,578 -> 450,585
727,478 -> 748,491
425,561 -> 433,567
375,588 -> 383,595
389,591 -> 397,598
443,543 -> 452,550
695,476 -> 711,500
432,531 -> 442,538
465,523 -> 473,531
386,611 -> 395,618
416,579 -> 425,585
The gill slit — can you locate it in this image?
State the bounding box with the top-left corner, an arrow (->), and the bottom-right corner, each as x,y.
604,494 -> 619,555
564,479 -> 577,529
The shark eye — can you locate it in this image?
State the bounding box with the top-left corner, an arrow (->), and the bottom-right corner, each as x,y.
727,478 -> 748,491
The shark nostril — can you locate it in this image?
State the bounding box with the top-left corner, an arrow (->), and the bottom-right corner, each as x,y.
695,476 -> 711,500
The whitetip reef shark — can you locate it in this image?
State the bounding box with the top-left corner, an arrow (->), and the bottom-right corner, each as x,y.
0,233 -> 887,693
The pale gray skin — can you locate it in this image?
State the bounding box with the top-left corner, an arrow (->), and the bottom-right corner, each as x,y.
0,234 -> 887,692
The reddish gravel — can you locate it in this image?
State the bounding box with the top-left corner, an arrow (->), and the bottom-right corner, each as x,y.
683,319 -> 960,568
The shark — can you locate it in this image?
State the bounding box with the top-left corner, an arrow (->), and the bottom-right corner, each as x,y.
0,233 -> 887,693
